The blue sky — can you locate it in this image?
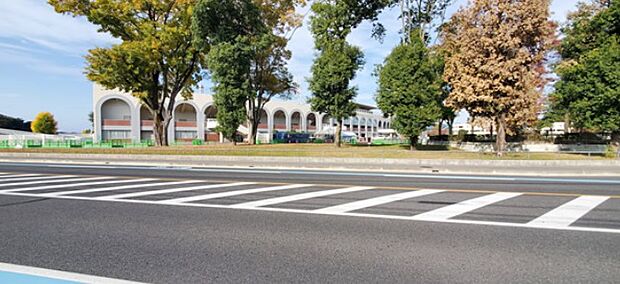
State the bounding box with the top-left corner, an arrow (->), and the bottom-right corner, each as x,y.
0,0 -> 580,132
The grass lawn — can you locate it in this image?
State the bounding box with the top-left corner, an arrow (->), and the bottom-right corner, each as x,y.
0,143 -> 608,160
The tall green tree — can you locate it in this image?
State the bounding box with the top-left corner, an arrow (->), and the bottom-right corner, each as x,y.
376,33 -> 442,150
308,0 -> 389,147
549,0 -> 619,141
397,0 -> 453,43
206,40 -> 253,144
31,112 -> 58,134
193,0 -> 302,145
49,0 -> 205,146
441,0 -> 554,155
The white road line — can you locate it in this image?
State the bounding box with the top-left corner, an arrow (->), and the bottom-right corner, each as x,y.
411,192 -> 522,221
0,176 -> 111,190
314,189 -> 444,214
0,175 -> 76,184
0,191 -> 619,234
230,186 -> 373,209
527,195 -> 610,227
160,184 -> 312,204
0,174 -> 43,181
0,177 -> 149,193
41,179 -> 195,197
0,262 -> 143,284
97,182 -> 254,200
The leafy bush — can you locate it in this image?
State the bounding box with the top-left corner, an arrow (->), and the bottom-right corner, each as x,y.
605,145 -> 618,158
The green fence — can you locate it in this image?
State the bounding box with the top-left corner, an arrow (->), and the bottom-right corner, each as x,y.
0,139 -> 154,149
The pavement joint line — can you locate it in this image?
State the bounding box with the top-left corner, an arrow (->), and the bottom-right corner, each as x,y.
1,172 -> 618,199
0,191 -> 618,234
0,262 -> 143,284
4,160 -> 620,179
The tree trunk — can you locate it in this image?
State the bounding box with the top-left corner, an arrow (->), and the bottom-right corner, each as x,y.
448,120 -> 454,139
335,121 -> 342,148
248,119 -> 259,145
438,120 -> 443,136
409,135 -> 418,151
495,114 -> 507,156
612,131 -> 620,144
152,111 -> 170,147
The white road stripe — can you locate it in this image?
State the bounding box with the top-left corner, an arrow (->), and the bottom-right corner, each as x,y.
1,190 -> 619,234
0,177 -> 150,193
231,186 -> 373,209
160,184 -> 312,204
0,175 -> 76,184
0,176 -> 111,190
0,174 -> 43,181
41,179 -> 198,197
527,195 -> 610,227
97,182 -> 254,200
411,192 -> 522,220
314,189 -> 444,214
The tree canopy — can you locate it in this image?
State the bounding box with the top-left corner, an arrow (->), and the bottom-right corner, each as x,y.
375,33 -> 443,149
49,0 -> 204,146
549,0 -> 619,141
193,0 -> 302,144
308,0 -> 389,147
441,0 -> 554,155
31,112 -> 58,134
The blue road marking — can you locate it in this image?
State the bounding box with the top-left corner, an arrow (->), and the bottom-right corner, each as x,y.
0,271 -> 81,284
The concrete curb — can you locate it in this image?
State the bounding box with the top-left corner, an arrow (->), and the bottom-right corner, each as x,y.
1,152 -> 619,176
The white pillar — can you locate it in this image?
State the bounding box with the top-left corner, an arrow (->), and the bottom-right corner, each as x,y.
267,111 -> 273,143
94,106 -> 101,142
197,111 -> 205,142
131,105 -> 140,142
168,111 -> 176,145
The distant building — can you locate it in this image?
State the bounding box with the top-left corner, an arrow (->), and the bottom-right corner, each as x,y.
540,122 -> 567,137
452,123 -> 492,135
92,85 -> 391,143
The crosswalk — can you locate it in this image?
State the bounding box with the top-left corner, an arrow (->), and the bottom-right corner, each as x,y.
0,172 -> 618,234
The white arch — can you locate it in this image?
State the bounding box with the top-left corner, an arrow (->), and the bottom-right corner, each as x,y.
271,108 -> 289,131
95,94 -> 139,142
289,109 -> 304,131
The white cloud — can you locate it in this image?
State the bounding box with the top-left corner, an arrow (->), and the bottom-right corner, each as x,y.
0,48 -> 83,77
0,0 -> 116,55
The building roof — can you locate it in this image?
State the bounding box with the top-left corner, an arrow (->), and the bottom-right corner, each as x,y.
355,103 -> 378,111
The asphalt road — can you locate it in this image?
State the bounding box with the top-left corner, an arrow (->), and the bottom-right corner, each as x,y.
0,162 -> 619,283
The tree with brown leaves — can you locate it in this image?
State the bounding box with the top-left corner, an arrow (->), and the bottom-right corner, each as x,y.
441,0 -> 554,155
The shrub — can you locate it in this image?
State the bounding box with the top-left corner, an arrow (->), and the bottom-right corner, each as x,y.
605,145 -> 618,158
31,112 -> 58,134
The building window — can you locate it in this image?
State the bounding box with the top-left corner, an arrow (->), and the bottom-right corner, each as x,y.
102,130 -> 131,141
175,131 -> 198,140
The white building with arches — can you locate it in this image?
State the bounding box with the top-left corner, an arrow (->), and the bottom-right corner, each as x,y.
93,85 -> 391,144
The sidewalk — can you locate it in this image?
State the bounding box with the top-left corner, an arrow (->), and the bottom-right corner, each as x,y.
1,152 -> 619,176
